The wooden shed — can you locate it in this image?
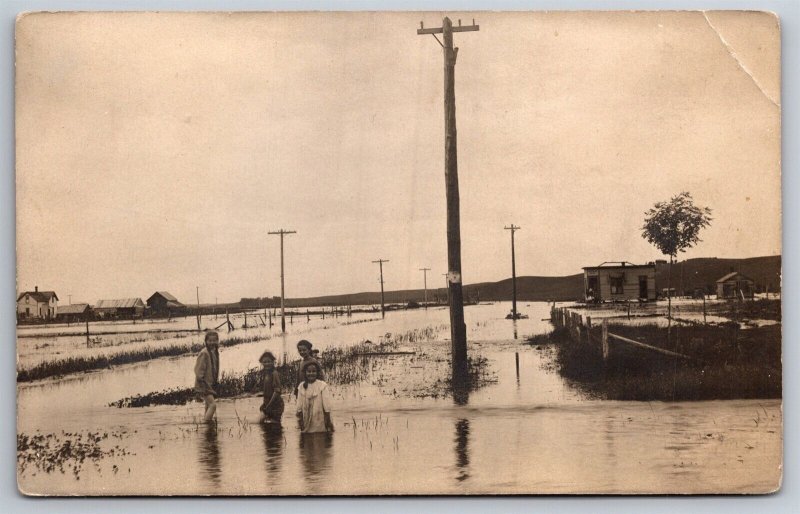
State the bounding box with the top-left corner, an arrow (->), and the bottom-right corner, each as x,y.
94,298 -> 146,318
716,272 -> 755,299
583,262 -> 656,303
56,303 -> 93,322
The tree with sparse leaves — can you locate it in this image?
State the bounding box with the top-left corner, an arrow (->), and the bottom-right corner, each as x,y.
642,192 -> 712,325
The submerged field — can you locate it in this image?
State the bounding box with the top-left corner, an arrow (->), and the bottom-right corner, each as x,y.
17,301 -> 782,495
537,299 -> 782,401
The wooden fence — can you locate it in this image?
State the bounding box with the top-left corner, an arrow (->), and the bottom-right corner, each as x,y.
550,306 -> 692,361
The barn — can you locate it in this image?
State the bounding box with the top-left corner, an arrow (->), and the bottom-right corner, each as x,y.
716,272 -> 755,299
146,291 -> 186,316
94,298 -> 146,318
583,262 -> 657,303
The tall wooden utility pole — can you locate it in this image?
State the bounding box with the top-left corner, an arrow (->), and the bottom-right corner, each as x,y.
372,259 -> 389,318
195,286 -> 201,330
418,16 -> 479,383
504,224 -> 521,319
269,229 -> 296,332
419,267 -> 431,309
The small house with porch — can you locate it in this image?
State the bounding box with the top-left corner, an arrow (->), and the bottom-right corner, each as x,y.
17,286 -> 59,320
583,262 -> 656,303
716,272 -> 755,299
94,298 -> 146,318
146,291 -> 185,316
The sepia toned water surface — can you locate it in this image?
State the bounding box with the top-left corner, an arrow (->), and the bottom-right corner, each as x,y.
17,302 -> 782,495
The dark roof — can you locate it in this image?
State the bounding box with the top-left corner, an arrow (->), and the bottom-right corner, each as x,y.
17,290 -> 59,303
716,272 -> 754,283
58,303 -> 91,315
148,291 -> 179,303
583,262 -> 655,271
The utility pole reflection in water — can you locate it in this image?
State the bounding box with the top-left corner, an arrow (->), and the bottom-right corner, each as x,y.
454,419 -> 471,483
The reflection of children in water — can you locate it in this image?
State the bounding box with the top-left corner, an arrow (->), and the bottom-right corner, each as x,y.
198,423 -> 222,489
296,362 -> 334,433
299,432 -> 333,484
259,351 -> 284,424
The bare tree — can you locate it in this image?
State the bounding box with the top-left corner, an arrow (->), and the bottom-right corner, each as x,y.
642,192 -> 712,330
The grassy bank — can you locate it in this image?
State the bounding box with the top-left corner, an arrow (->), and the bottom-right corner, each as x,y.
17,332 -> 277,383
535,322 -> 781,401
110,325 -> 494,408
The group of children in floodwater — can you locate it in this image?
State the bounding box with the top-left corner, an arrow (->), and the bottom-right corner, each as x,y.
193,330 -> 334,433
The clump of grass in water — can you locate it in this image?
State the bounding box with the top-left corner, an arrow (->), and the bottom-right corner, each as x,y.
17,332 -> 277,383
17,430 -> 134,478
109,329 -> 429,408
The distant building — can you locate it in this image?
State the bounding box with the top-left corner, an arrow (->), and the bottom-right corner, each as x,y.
716,272 -> 755,299
17,286 -> 59,320
94,298 -> 146,318
56,303 -> 93,322
146,291 -> 185,316
582,262 -> 656,303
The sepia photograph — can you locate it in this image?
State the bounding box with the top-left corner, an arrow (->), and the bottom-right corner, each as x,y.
15,10 -> 781,495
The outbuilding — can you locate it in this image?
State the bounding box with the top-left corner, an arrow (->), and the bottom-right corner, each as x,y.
582,262 -> 657,303
94,298 -> 146,318
146,291 -> 185,316
56,303 -> 93,322
716,272 -> 755,299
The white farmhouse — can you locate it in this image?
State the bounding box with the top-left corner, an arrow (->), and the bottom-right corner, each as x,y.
17,286 -> 59,320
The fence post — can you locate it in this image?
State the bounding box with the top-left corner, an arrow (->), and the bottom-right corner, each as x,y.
601,318 -> 609,361
586,316 -> 592,345
226,309 -> 231,332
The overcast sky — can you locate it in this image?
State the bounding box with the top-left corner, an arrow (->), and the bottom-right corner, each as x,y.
16,11 -> 780,304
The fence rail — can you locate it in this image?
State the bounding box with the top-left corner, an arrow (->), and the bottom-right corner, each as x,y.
550,306 -> 692,361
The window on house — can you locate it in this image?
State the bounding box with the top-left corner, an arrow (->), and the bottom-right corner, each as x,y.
610,274 -> 624,294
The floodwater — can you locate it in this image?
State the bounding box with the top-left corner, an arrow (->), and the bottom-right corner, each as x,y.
17,302 -> 782,495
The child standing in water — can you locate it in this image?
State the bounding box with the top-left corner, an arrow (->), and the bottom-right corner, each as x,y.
259,351 -> 284,424
296,361 -> 334,433
294,340 -> 324,397
194,331 -> 220,422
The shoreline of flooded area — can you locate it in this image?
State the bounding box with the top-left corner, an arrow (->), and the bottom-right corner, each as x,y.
17,302 -> 782,495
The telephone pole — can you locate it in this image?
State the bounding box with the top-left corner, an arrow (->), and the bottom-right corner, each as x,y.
372,259 -> 389,318
504,224 -> 520,319
419,267 -> 431,309
195,286 -> 201,330
418,16 -> 479,385
269,229 -> 296,332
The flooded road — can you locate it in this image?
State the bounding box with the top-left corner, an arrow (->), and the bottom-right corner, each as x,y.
17,302 -> 782,494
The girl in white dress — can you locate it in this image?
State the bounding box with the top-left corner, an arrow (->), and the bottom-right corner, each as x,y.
296,362 -> 334,433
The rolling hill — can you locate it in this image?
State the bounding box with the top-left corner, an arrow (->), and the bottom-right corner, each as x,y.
252,255 -> 781,308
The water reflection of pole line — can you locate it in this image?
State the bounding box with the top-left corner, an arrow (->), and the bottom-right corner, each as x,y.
515,352 -> 520,385
454,418 -> 470,482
